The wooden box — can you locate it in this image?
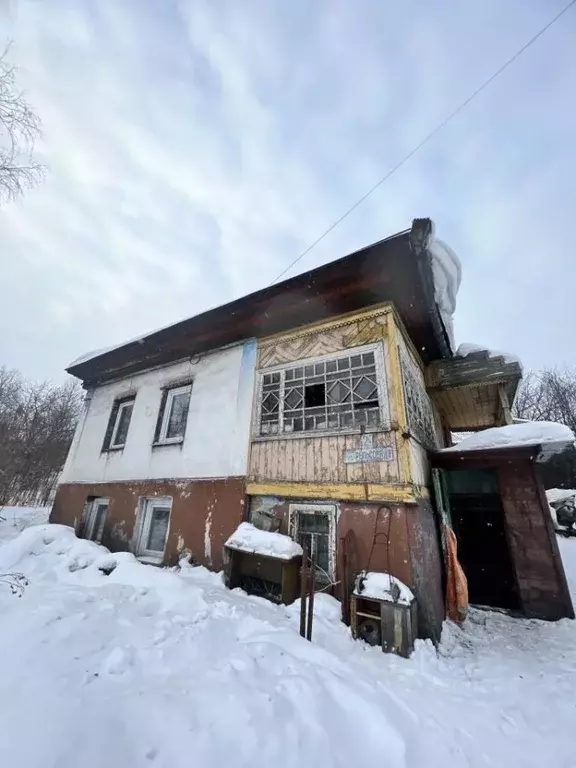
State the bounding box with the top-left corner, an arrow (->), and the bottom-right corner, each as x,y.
224,546 -> 302,605
351,593 -> 418,658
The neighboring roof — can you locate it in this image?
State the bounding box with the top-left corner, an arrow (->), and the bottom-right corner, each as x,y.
442,421 -> 575,455
68,219 -> 453,385
433,421 -> 575,468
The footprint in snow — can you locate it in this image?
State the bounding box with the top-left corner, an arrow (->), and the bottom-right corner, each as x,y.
100,646 -> 134,676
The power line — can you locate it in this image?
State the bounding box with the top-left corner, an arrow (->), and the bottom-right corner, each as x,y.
270,0 -> 576,285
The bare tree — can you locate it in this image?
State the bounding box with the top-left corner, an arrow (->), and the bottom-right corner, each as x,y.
0,368 -> 82,506
514,369 -> 576,435
0,44 -> 44,204
515,368 -> 576,490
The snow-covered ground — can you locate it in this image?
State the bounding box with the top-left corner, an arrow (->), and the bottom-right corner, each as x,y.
2,509 -> 576,768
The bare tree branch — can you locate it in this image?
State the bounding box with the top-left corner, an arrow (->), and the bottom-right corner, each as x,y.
0,43 -> 45,204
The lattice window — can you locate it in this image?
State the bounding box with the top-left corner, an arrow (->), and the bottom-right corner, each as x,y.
259,348 -> 387,435
400,350 -> 437,448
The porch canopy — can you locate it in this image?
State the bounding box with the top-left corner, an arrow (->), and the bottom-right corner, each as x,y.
426,350 -> 522,432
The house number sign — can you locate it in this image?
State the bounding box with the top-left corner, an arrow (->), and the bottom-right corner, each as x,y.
343,434 -> 394,464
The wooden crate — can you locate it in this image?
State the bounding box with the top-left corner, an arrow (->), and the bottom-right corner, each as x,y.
224,546 -> 302,605
351,593 -> 418,658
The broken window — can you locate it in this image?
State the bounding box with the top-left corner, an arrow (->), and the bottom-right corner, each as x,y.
260,349 -> 385,435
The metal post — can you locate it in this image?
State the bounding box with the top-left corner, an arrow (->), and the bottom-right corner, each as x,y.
306,555 -> 315,642
299,540 -> 309,638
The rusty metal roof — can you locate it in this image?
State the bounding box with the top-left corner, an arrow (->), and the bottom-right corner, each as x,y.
68,222 -> 452,385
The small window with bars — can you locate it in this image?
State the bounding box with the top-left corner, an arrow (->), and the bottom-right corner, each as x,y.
259,348 -> 386,435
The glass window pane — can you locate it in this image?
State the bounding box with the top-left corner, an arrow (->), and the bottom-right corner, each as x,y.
113,403 -> 133,446
147,508 -> 170,552
299,513 -> 329,533
93,503 -> 108,541
166,391 -> 190,439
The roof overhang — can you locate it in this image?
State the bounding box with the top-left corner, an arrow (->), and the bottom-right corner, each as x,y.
426,351 -> 523,431
67,220 -> 453,386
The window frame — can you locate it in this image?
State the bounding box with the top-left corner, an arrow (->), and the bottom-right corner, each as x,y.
254,343 -> 389,439
84,497 -> 109,543
109,399 -> 135,449
398,347 -> 438,449
288,503 -> 337,584
155,383 -> 193,445
133,497 -> 172,563
102,395 -> 136,452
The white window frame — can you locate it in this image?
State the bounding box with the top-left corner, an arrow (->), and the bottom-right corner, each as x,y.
134,497 -> 172,563
157,384 -> 192,444
254,343 -> 390,439
288,503 -> 337,583
84,497 -> 109,543
109,399 -> 135,449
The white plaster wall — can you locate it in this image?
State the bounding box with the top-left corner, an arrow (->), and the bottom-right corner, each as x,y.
61,341 -> 257,484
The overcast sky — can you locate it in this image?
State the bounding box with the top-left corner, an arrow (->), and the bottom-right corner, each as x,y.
1,0 -> 575,382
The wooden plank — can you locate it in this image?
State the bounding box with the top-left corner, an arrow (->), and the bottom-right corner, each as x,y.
320,437 -> 331,482
345,434 -> 363,483
246,481 -> 427,502
330,436 -> 345,483
305,438 -> 315,483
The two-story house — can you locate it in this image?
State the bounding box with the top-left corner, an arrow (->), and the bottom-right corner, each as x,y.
52,218 -> 573,640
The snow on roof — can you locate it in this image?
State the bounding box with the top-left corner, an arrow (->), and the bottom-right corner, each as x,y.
225,523 -> 303,561
546,488 -> 576,506
354,571 -> 415,606
442,421 -> 575,454
428,237 -> 462,352
455,342 -> 521,367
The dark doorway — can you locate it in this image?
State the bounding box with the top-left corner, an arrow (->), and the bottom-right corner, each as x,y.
445,468 -> 520,611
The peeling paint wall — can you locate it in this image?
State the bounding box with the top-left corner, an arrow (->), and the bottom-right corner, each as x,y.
52,478 -> 245,569
61,341 -> 257,484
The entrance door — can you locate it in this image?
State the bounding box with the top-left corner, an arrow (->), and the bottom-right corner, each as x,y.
445,469 -> 519,610
289,504 -> 336,586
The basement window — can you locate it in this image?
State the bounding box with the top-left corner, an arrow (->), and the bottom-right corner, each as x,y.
134,497 -> 172,563
259,346 -> 387,435
84,497 -> 109,543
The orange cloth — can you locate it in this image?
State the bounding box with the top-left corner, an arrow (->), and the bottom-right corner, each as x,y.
444,524 -> 468,624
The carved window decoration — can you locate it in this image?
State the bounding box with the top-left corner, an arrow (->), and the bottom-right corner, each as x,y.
400,350 -> 437,448
259,347 -> 388,436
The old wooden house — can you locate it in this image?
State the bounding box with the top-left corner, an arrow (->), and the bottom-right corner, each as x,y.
51,217 -> 573,640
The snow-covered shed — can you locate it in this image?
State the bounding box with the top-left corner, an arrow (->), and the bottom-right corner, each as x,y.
432,423 -> 574,621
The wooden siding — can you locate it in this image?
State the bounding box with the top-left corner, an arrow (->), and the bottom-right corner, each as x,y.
249,430 -> 401,485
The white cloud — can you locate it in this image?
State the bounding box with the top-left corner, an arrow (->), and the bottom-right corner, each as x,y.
1,0 -> 575,380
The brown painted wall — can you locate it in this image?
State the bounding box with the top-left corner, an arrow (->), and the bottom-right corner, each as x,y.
248,494 -> 444,640
498,462 -> 574,621
406,499 -> 445,641
51,478 -> 246,570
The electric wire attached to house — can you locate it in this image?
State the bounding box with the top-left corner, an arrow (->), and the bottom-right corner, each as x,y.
270,0 -> 576,285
